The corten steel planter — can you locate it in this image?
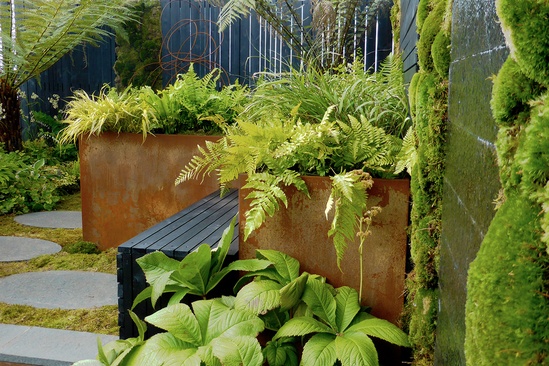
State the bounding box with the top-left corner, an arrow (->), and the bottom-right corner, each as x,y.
79,132 -> 222,250
238,175 -> 410,326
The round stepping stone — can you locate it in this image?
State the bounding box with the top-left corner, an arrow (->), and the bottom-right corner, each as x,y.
0,236 -> 62,262
14,211 -> 82,229
0,271 -> 117,309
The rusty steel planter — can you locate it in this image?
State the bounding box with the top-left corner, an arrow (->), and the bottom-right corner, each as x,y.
79,132 -> 221,250
238,175 -> 410,326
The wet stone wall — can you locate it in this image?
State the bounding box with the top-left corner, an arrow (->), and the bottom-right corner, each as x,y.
435,0 -> 508,364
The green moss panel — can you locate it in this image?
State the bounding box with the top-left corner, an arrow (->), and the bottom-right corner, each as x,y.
465,194 -> 549,365
496,0 -> 549,86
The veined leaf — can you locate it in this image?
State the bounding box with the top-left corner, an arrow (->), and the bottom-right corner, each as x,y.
121,333 -> 200,366
193,299 -> 264,344
235,280 -> 282,315
262,338 -> 299,366
145,304 -> 202,345
280,272 -> 309,311
273,316 -> 334,340
210,336 -> 263,366
301,333 -> 337,366
346,313 -> 410,347
335,286 -> 361,332
302,277 -> 337,329
210,216 -> 237,274
256,249 -> 300,282
335,332 -> 378,366
136,251 -> 180,287
207,259 -> 272,293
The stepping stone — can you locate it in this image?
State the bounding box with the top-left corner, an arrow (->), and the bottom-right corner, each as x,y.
0,236 -> 62,262
14,211 -> 82,229
0,271 -> 117,309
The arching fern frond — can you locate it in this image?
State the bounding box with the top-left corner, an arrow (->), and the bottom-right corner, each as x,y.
242,171 -> 308,239
326,170 -> 374,269
175,138 -> 229,185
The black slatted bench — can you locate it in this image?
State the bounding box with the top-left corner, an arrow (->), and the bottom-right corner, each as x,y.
116,189 -> 239,339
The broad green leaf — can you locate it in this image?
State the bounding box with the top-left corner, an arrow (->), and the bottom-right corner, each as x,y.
207,259 -> 272,293
335,286 -> 360,332
197,345 -> 222,366
193,299 -> 264,344
302,277 -> 337,329
256,249 -> 300,282
346,313 -> 410,347
150,271 -> 174,308
121,333 -> 200,366
301,333 -> 337,366
129,310 -> 147,342
261,307 -> 290,331
233,267 -> 285,291
263,339 -> 298,366
210,336 -> 263,366
132,284 -> 184,309
167,288 -> 191,306
99,338 -> 141,366
273,316 -> 334,340
280,272 -> 308,311
210,216 -> 237,274
184,244 -> 212,292
335,332 -> 378,366
235,280 -> 282,315
136,251 -> 180,287
145,304 -> 202,345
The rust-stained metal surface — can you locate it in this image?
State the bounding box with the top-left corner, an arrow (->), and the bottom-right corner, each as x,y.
79,133 -> 221,250
239,175 -> 410,326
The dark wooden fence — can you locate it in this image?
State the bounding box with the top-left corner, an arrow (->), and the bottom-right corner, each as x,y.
399,0 -> 419,84
159,0 -> 393,84
21,0 -> 393,131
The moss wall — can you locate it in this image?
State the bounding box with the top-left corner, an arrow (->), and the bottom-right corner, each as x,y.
464,0 -> 549,364
404,0 -> 450,364
435,0 -> 506,364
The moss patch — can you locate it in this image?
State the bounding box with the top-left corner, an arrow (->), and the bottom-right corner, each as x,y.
0,303 -> 118,335
431,30 -> 450,79
416,0 -> 446,73
465,195 -> 549,365
490,58 -> 545,127
496,0 -> 549,86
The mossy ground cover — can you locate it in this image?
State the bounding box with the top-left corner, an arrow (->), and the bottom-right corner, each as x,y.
0,192 -> 118,335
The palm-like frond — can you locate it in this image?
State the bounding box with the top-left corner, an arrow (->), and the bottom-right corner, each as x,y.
0,0 -> 135,88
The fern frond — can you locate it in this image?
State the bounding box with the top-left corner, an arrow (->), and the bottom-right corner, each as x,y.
394,126 -> 417,175
327,170 -> 373,269
175,138 -> 228,185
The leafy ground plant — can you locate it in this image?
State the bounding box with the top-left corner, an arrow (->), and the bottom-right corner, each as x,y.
78,221 -> 410,365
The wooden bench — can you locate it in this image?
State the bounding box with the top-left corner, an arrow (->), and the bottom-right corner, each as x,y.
116,189 -> 239,339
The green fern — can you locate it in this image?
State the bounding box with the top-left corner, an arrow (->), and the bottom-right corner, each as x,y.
326,170 -> 374,268
242,171 -> 308,240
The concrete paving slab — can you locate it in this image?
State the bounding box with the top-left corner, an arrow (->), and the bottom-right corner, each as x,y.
14,211 -> 82,229
0,324 -> 117,366
0,237 -> 62,262
0,271 -> 116,309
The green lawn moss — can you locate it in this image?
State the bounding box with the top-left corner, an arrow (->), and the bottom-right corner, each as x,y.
465,194 -> 549,365
496,0 -> 549,86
